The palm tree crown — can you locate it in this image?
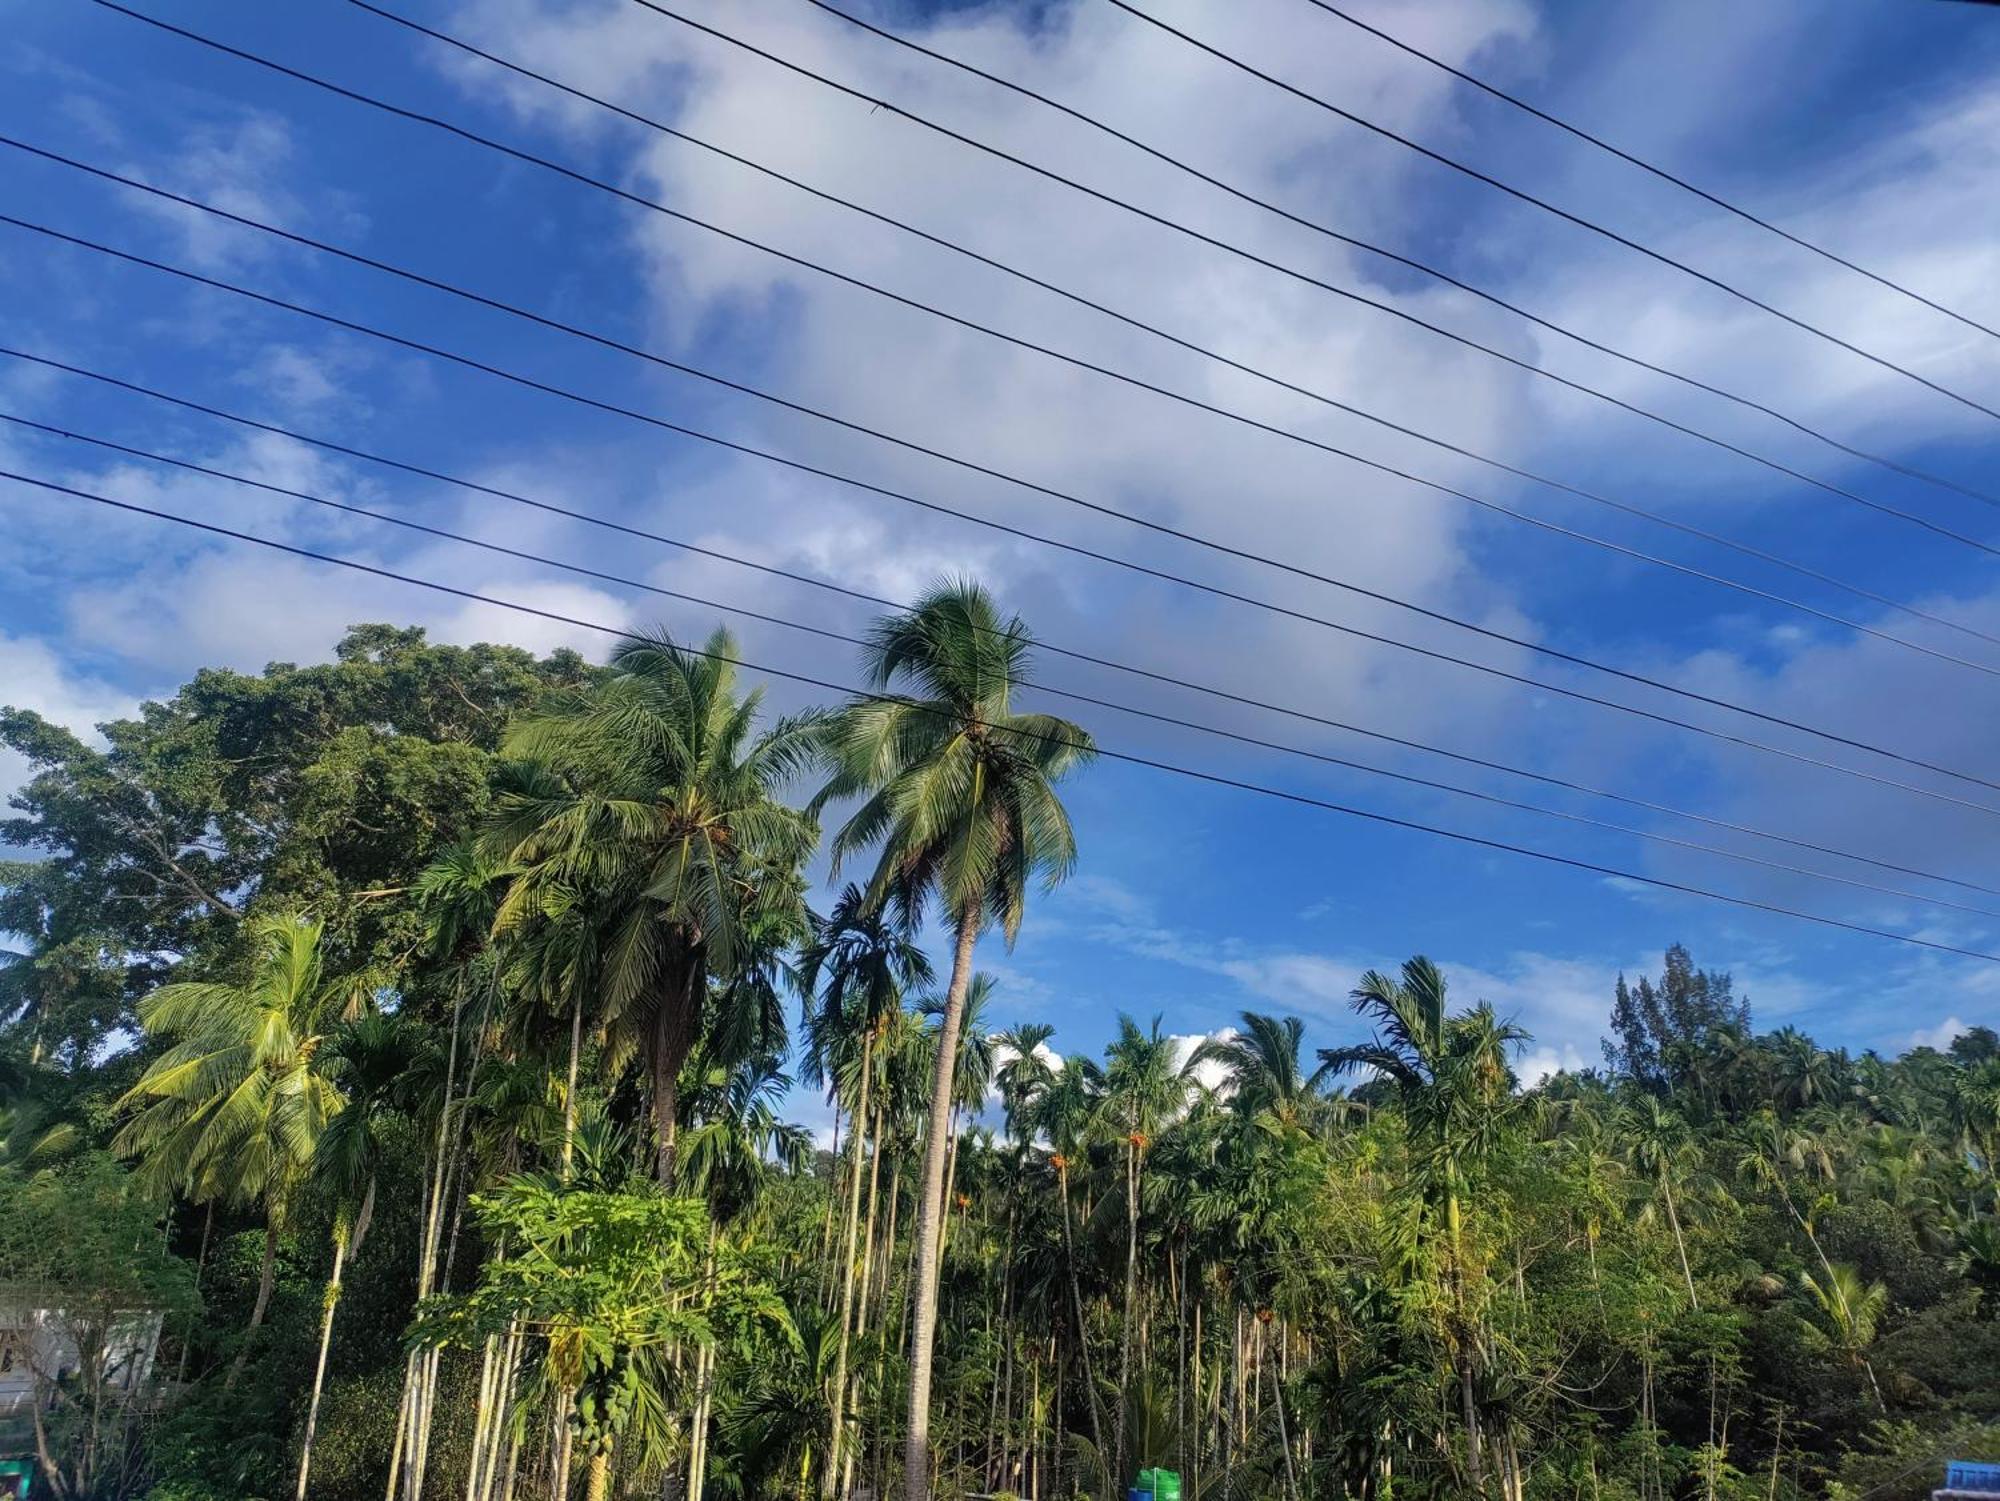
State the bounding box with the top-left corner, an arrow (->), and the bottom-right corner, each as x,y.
490,627 -> 819,1181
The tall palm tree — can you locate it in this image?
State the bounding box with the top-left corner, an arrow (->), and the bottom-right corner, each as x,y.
491,627 -> 819,1185
1319,959 -> 1522,1252
1100,1014 -> 1200,1479
295,1012 -> 423,1501
1033,1053 -> 1108,1457
1616,1094 -> 1706,1310
113,914 -> 356,1388
797,886 -> 930,1501
813,580 -> 1094,1501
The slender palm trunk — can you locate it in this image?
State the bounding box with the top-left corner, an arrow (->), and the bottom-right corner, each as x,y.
843,1108 -> 884,1501
389,990 -> 471,1501
562,988 -> 584,1177
1661,1174 -> 1699,1309
294,1231 -> 349,1501
1269,1334 -> 1299,1501
1057,1164 -> 1106,1457
903,906 -> 979,1501
823,1025 -> 875,1501
1116,1141 -> 1140,1480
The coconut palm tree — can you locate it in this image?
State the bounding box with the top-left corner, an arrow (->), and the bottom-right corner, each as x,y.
1800,1261 -> 1889,1409
812,580 -> 1094,1501
113,913 -> 356,1388
490,627 -> 820,1185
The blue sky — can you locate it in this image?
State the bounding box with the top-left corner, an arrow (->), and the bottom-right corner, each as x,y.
4,0 -> 1999,1096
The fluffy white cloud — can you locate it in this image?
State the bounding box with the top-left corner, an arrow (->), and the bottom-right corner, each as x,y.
0,631 -> 141,820
1910,1015 -> 1971,1052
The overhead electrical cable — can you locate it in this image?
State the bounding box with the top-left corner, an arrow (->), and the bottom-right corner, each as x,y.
298,13 -> 2000,643
16,344 -> 2000,903
107,0 -> 2000,568
1101,0 -> 2000,424
791,0 -> 2000,511
21,135 -> 2000,678
14,408 -> 2000,925
13,212 -> 2000,816
1295,0 -> 2000,343
9,464 -> 2000,965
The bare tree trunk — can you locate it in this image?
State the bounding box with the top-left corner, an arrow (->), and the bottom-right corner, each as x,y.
902,907 -> 979,1501
390,990 -> 473,1501
1269,1335 -> 1299,1501
687,1339 -> 718,1501
1661,1174 -> 1699,1310
1116,1142 -> 1140,1481
549,1391 -> 576,1501
294,1231 -> 349,1500
1057,1165 -> 1106,1459
843,1106 -> 885,1501
465,1334 -> 502,1501
824,1027 -> 875,1501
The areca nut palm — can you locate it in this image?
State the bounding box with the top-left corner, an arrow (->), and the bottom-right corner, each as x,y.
812,579 -> 1094,1501
797,884 -> 930,1501
113,913 -> 356,1387
1318,956 -> 1524,1496
489,627 -> 819,1184
1100,1013 -> 1201,1480
296,1011 -> 424,1501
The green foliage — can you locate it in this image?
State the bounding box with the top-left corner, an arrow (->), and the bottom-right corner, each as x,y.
14,612 -> 2000,1501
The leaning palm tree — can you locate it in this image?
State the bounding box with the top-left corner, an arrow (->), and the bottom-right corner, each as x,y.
812,579 -> 1095,1501
113,913 -> 356,1388
490,627 -> 820,1185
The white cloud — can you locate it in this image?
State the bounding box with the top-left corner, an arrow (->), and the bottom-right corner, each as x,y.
1515,1043 -> 1589,1089
0,632 -> 142,818
1910,1015 -> 1971,1052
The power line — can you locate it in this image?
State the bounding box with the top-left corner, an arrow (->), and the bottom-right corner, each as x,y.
112,0 -> 2000,571
1295,0 -> 2000,344
18,407 -> 2000,923
1101,0 -> 2000,425
8,463 -> 2000,965
15,212 -> 2000,816
612,0 -> 2000,533
23,136 -> 2000,682
302,16 -> 2000,653
19,343 -> 2000,903
792,0 -> 2000,513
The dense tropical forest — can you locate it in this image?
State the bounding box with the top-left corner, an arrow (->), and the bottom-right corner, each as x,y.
7,585 -> 2000,1501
